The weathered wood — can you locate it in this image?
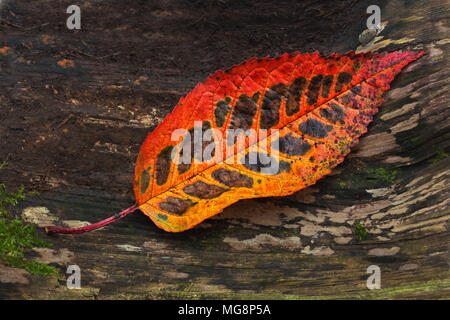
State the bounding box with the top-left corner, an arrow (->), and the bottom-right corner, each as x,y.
0,0 -> 449,299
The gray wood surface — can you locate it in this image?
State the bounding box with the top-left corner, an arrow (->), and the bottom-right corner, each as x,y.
0,0 -> 448,299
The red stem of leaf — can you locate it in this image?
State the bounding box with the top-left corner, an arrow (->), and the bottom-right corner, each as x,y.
45,205 -> 139,235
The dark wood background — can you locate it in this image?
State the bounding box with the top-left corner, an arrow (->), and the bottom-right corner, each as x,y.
0,0 -> 448,299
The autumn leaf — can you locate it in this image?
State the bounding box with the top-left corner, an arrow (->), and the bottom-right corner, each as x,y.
46,50 -> 424,234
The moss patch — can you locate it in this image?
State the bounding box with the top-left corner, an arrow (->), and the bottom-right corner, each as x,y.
428,147 -> 449,164
0,162 -> 57,277
367,167 -> 400,184
353,221 -> 368,241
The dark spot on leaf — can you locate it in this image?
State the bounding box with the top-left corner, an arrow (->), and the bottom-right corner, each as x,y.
212,168 -> 253,188
286,77 -> 307,116
340,91 -> 364,109
335,72 -> 352,92
159,196 -> 194,215
307,75 -> 323,105
321,75 -> 334,98
177,122 -> 215,174
260,84 -> 286,129
279,160 -> 291,173
319,103 -> 346,124
183,180 -> 227,199
298,118 -> 332,138
242,152 -> 288,175
230,94 -> 258,130
272,132 -> 311,156
140,168 -> 151,194
177,162 -> 191,175
214,100 -> 231,127
157,214 -> 168,221
156,146 -> 173,185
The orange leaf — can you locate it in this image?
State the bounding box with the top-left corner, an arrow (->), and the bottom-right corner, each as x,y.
133,51 -> 424,232
45,50 -> 424,235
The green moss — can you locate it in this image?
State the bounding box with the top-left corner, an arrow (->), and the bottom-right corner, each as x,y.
0,162 -> 57,277
367,167 -> 400,184
429,147 -> 449,164
353,221 -> 367,241
338,181 -> 347,188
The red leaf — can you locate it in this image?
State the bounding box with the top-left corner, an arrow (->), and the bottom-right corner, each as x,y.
46,50 -> 424,234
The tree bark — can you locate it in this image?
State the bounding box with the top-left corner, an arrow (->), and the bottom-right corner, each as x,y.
0,0 -> 448,299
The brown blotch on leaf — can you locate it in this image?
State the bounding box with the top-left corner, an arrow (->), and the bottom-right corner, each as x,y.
140,168 -> 151,194
307,75 -> 323,106
212,168 -> 253,188
177,162 -> 191,175
230,94 -> 258,130
260,84 -> 286,130
286,77 -> 307,116
319,103 -> 346,124
335,72 -> 352,92
242,152 -> 290,175
279,160 -> 291,173
298,118 -> 332,139
339,91 -> 364,110
156,146 -> 173,185
183,180 -> 227,199
195,121 -> 216,162
321,75 -> 334,98
214,100 -> 231,127
159,196 -> 194,215
177,127 -> 195,174
272,132 -> 312,156
177,121 -> 215,174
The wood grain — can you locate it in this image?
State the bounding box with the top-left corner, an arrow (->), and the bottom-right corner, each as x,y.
0,0 -> 448,299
